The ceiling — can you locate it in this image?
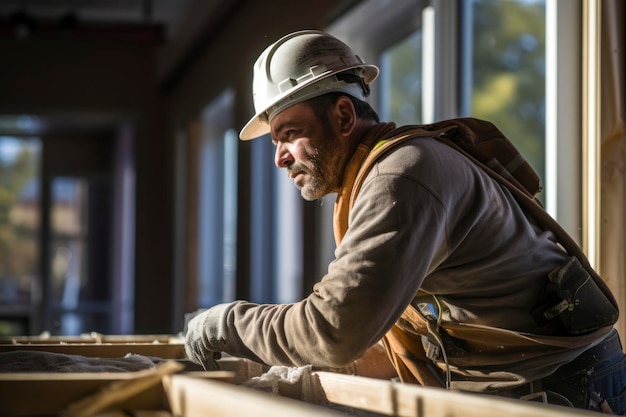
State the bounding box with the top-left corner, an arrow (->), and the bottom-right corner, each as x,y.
0,0 -> 197,39
0,0 -> 241,86
0,0 -> 241,134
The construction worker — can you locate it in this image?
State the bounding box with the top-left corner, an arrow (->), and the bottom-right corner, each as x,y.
185,30 -> 625,413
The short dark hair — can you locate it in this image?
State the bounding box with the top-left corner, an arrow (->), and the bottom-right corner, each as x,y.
307,92 -> 380,124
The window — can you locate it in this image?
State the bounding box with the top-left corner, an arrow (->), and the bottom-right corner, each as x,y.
49,177 -> 88,334
249,134 -> 305,304
379,29 -> 424,125
48,177 -> 115,335
461,0 -> 547,205
248,135 -> 274,302
0,115 -> 135,336
0,134 -> 41,336
196,89 -> 238,308
328,0 -> 429,117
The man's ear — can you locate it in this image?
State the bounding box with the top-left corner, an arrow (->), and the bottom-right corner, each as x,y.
333,95 -> 357,137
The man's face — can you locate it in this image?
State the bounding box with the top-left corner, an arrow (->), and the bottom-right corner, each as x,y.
270,101 -> 345,201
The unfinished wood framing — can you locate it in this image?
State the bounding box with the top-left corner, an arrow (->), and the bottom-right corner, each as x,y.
165,374 -> 345,417
0,334 -> 186,358
0,337 -> 602,417
312,371 -> 598,417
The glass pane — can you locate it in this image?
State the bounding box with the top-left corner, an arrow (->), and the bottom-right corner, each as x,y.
463,0 -> 546,201
0,136 -> 41,336
49,177 -> 89,335
48,177 -> 113,335
379,29 -> 423,126
222,128 -> 238,301
197,89 -> 237,307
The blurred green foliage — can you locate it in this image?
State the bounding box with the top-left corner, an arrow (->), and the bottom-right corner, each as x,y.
470,0 -> 546,199
0,137 -> 39,304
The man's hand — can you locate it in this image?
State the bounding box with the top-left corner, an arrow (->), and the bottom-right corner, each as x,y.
183,308 -> 221,370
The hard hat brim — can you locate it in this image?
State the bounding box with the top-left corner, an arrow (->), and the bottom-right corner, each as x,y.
239,63 -> 379,141
239,116 -> 272,141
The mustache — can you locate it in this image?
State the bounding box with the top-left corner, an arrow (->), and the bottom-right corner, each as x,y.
287,161 -> 310,176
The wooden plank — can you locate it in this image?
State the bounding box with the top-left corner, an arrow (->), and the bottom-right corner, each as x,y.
313,371 -> 599,417
217,356 -> 266,384
164,374 -> 346,417
0,334 -> 178,345
0,342 -> 186,358
0,366 -> 235,416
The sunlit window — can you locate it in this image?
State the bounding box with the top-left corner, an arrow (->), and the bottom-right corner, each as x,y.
461,0 -> 546,202
380,30 -> 424,125
248,137 -> 305,303
197,89 -> 238,307
49,176 -> 114,335
0,135 -> 41,335
50,178 -> 88,335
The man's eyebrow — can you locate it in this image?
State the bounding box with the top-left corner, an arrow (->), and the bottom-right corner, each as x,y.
270,122 -> 285,144
273,121 -> 287,135
272,120 -> 298,137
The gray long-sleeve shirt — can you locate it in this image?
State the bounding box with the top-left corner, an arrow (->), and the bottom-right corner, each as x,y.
186,123 -> 609,390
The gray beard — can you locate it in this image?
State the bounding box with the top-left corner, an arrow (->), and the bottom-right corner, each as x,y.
299,175 -> 330,201
298,151 -> 342,201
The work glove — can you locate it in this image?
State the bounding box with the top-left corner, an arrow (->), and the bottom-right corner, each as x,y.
183,305 -> 229,371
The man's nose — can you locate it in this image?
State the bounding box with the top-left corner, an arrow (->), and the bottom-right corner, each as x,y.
274,143 -> 293,168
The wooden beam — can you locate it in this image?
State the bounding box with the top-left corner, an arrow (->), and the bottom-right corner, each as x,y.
0,343 -> 185,359
164,374 -> 345,417
0,363 -> 235,416
313,371 -> 596,417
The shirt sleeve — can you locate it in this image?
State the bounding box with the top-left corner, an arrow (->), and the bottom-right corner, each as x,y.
196,167 -> 450,368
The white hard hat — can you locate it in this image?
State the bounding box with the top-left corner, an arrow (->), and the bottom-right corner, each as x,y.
239,30 -> 379,140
